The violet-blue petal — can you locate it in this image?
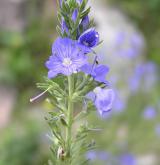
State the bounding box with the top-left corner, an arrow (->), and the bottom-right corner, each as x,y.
48,70 -> 58,79
80,64 -> 109,84
78,28 -> 99,48
94,87 -> 115,116
86,91 -> 96,102
94,65 -> 109,83
80,63 -> 93,75
46,37 -> 88,78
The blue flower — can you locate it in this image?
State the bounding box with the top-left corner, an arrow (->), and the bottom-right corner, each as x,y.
86,151 -> 97,161
86,150 -> 109,162
72,9 -> 78,23
128,62 -> 157,93
94,87 -> 115,116
81,63 -> 109,84
143,106 -> 156,120
78,28 -> 99,48
119,153 -> 136,165
45,37 -> 88,78
115,31 -> 143,58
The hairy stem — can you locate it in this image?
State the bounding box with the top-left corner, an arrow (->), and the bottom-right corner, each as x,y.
66,75 -> 74,162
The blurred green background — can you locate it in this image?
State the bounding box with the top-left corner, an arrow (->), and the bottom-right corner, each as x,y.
0,0 -> 159,165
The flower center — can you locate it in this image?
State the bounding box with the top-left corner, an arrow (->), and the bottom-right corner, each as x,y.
62,58 -> 72,67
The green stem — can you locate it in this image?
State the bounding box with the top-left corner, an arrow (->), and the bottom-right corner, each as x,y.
66,75 -> 74,161
76,75 -> 88,91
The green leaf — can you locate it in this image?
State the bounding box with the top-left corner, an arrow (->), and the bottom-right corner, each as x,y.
80,0 -> 88,12
56,25 -> 63,37
37,77 -> 67,98
80,7 -> 91,18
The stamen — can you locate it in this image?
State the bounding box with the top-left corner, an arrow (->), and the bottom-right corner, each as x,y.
62,58 -> 72,67
30,87 -> 50,103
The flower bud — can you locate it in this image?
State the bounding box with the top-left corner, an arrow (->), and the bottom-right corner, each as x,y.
61,18 -> 69,35
77,0 -> 83,4
81,15 -> 89,30
78,28 -> 99,48
59,0 -> 66,8
72,9 -> 78,23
